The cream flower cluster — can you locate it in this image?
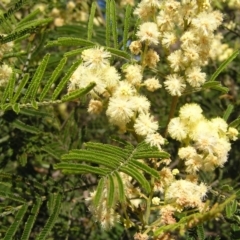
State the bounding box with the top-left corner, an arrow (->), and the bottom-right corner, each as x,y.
0,63 -> 13,87
69,46 -> 164,150
165,180 -> 208,212
86,188 -> 120,229
133,0 -> 231,96
168,103 -> 239,173
0,36 -> 13,61
0,36 -> 13,87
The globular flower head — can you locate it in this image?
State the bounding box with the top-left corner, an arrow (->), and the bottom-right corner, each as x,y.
136,22 -> 160,45
88,99 -> 103,115
145,132 -> 165,150
144,77 -> 162,92
81,46 -> 111,69
106,97 -> 134,127
134,113 -> 158,136
0,64 -> 12,87
167,50 -> 185,72
130,95 -> 150,114
152,197 -> 161,205
191,11 -> 223,36
129,40 -> 142,55
143,49 -> 160,68
179,103 -> 203,124
168,117 -> 188,141
185,66 -> 206,87
164,74 -> 186,96
165,180 -> 208,210
113,81 -> 136,99
123,64 -> 143,86
227,127 -> 239,141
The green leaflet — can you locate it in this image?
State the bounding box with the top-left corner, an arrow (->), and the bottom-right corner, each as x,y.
36,193 -> 62,240
3,204 -> 28,240
229,117 -> 240,128
39,57 -> 67,101
16,18 -> 53,32
12,119 -> 40,134
63,47 -> 89,58
46,37 -> 95,47
61,151 -> 120,169
209,50 -> 239,82
107,175 -> 115,209
105,0 -> 111,47
54,163 -> 109,175
120,165 -> 151,193
114,172 -> 125,203
11,73 -> 30,104
105,46 -> 132,60
88,2 -> 97,41
0,0 -> 28,26
21,198 -> 42,240
17,8 -> 41,24
223,104 -> 234,121
52,59 -> 82,100
22,53 -> 50,103
0,190 -> 26,203
93,178 -> 105,207
132,150 -> 170,159
196,224 -> 205,240
110,0 -> 118,49
122,4 -> 132,51
129,160 -> 159,179
61,82 -> 96,102
8,71 -> 16,103
226,200 -> 237,218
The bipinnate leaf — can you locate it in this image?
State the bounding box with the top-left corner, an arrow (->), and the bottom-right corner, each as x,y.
56,141 -> 169,195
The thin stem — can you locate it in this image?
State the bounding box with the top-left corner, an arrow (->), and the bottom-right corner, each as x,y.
164,96 -> 179,138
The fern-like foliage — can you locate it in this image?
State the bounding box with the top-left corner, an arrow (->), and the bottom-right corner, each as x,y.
0,172 -> 62,239
1,52 -> 95,113
55,141 -> 170,208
